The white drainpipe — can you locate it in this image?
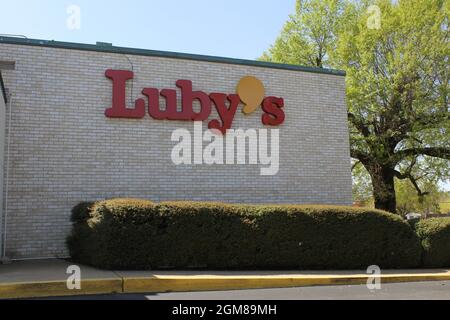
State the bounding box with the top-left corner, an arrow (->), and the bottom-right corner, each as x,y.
1,92 -> 13,263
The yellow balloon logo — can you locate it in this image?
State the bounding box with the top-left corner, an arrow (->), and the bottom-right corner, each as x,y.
236,76 -> 265,114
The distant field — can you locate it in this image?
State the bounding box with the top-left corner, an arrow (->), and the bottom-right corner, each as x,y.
440,202 -> 450,213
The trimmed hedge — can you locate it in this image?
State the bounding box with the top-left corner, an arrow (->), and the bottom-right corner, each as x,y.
70,201 -> 95,223
414,217 -> 450,267
67,199 -> 423,270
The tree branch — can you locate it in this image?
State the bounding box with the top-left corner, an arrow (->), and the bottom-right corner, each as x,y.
351,160 -> 361,171
350,148 -> 371,164
348,112 -> 371,137
394,147 -> 450,162
393,157 -> 416,180
393,166 -> 429,198
408,175 -> 429,198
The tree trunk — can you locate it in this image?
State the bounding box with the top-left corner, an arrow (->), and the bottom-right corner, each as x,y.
367,164 -> 397,213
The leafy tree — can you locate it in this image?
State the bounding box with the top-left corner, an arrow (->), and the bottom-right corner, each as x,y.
396,178 -> 443,217
262,0 -> 450,212
260,0 -> 348,67
352,160 -> 374,206
352,156 -> 448,215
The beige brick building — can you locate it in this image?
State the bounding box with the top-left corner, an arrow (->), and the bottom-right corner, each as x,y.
0,37 -> 351,259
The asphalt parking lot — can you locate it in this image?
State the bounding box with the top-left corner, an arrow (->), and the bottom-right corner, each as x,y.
41,280 -> 450,300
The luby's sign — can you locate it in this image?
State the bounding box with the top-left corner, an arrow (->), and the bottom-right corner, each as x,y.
105,69 -> 285,134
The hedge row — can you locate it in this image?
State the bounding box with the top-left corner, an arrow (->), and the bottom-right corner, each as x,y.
413,217 -> 450,267
67,199 -> 426,270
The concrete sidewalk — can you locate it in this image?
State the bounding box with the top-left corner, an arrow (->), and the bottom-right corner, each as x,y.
1,259 -> 450,299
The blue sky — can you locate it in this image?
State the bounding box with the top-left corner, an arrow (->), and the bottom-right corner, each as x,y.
0,0 -> 295,60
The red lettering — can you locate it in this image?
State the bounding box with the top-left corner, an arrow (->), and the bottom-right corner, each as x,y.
142,88 -> 185,120
105,70 -> 285,131
161,89 -> 189,120
104,69 -> 145,118
142,88 -> 163,120
208,93 -> 240,134
176,80 -> 211,121
261,96 -> 285,126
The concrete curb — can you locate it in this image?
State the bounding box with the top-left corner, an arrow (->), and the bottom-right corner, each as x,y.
0,278 -> 122,299
122,273 -> 450,293
2,272 -> 450,299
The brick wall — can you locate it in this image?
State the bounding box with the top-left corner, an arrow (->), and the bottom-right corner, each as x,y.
0,42 -> 351,259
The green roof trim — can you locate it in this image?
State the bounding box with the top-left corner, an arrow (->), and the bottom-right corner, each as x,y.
0,36 -> 345,76
0,72 -> 7,104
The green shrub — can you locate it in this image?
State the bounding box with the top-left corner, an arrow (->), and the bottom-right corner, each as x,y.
414,218 -> 450,267
70,201 -> 95,223
67,199 -> 422,270
67,198 -> 154,264
67,201 -> 95,262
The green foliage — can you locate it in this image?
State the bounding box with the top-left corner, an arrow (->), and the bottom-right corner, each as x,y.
337,0 -> 449,148
262,0 -> 450,212
352,158 -> 448,215
260,0 -> 349,67
67,198 -> 155,263
352,161 -> 374,206
414,218 -> 450,267
440,196 -> 450,213
70,201 -> 95,223
67,199 -> 422,270
396,179 -> 443,216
